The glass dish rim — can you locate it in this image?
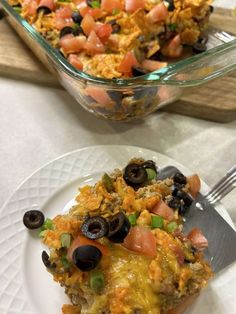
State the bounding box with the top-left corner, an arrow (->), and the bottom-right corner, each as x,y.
1,0 -> 236,87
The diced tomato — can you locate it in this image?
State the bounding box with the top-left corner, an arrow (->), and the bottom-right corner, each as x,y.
169,243 -> 185,265
123,226 -> 157,257
55,18 -> 74,30
125,0 -> 145,13
161,34 -> 183,58
38,0 -> 56,11
187,228 -> 208,250
95,24 -> 112,42
24,0 -> 37,16
85,86 -> 114,107
68,54 -> 83,71
150,200 -> 175,221
142,59 -> 167,72
67,235 -> 109,261
90,8 -> 104,19
118,51 -> 139,74
84,30 -> 105,53
101,0 -> 123,13
146,2 -> 168,23
60,35 -> 86,53
55,6 -> 72,19
75,0 -> 87,10
81,14 -> 96,36
187,174 -> 201,198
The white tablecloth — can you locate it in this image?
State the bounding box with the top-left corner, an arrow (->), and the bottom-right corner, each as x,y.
0,0 -> 235,224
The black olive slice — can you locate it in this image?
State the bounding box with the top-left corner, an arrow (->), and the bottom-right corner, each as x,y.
209,5 -> 214,13
168,197 -> 181,210
181,191 -> 193,207
107,20 -> 121,34
131,66 -> 148,77
192,42 -> 207,53
36,6 -> 52,15
59,26 -> 74,38
81,216 -> 109,240
42,251 -> 56,268
179,204 -> 189,216
72,245 -> 102,271
107,212 -> 131,243
173,172 -> 187,185
165,0 -> 174,11
123,163 -> 148,188
142,160 -> 157,172
23,210 -> 45,229
72,11 -> 83,24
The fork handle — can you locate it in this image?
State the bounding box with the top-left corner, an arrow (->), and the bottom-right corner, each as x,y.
205,165 -> 236,204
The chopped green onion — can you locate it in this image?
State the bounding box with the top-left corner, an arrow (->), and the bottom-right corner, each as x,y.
39,218 -> 54,237
61,256 -> 71,268
60,233 -> 72,248
39,230 -> 47,238
151,215 -> 163,229
169,23 -> 177,31
166,221 -> 178,233
128,213 -> 137,226
58,0 -> 71,2
112,8 -> 120,15
146,168 -> 157,181
91,0 -> 100,8
102,173 -> 113,192
89,270 -> 105,293
13,6 -> 22,13
42,218 -> 54,230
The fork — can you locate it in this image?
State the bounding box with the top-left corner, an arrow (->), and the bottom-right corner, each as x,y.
205,165 -> 236,204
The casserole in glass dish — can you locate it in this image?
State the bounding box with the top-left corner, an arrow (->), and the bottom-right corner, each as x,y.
1,0 -> 236,121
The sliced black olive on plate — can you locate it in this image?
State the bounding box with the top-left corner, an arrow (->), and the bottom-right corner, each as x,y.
168,197 -> 181,210
142,160 -> 157,172
42,250 -> 56,268
124,163 -> 147,188
173,172 -> 187,185
72,245 -> 102,271
131,66 -> 148,77
36,6 -> 52,15
107,212 -> 131,243
81,216 -> 109,240
180,191 -> 193,207
23,210 -> 45,229
72,11 -> 83,24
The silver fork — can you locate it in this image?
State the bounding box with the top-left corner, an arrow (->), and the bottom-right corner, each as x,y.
205,165 -> 236,204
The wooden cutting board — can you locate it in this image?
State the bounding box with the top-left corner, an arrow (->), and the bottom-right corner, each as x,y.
0,7 -> 236,122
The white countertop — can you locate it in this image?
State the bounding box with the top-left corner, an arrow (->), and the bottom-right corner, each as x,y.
0,0 -> 235,225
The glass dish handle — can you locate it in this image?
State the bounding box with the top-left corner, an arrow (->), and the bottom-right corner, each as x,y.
145,39 -> 236,87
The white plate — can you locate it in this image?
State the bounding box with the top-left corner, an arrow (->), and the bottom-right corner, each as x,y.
0,145 -> 235,314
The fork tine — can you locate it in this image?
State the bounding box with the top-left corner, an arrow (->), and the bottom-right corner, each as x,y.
206,171 -> 236,199
205,165 -> 236,204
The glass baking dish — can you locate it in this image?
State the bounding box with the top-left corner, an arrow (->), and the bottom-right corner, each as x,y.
1,0 -> 236,121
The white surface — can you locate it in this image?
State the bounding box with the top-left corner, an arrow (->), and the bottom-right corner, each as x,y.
0,146 -> 235,314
